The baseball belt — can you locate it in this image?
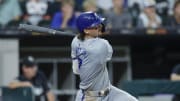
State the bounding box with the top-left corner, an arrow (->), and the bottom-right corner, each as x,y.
82,86 -> 110,97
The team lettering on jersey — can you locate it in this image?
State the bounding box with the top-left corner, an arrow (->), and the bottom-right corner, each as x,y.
75,45 -> 87,69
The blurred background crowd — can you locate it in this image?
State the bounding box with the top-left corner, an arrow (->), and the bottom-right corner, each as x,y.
0,0 -> 180,30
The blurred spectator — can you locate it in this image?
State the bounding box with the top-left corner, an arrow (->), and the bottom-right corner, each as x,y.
128,0 -> 144,10
74,0 -> 84,11
137,0 -> 162,28
46,0 -> 62,17
8,56 -> 55,101
26,0 -> 48,25
0,0 -> 22,27
129,0 -> 169,18
128,0 -> 142,26
51,0 -> 76,29
171,64 -> 180,101
129,2 -> 141,26
96,0 -> 113,11
41,0 -> 55,2
168,0 -> 176,15
83,0 -> 97,12
156,0 -> 168,16
82,0 -> 103,14
155,0 -> 169,25
166,0 -> 180,27
104,0 -> 132,29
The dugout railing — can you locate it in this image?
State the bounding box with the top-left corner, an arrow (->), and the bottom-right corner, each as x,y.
121,80 -> 180,97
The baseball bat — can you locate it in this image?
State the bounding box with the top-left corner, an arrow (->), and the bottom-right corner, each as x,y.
19,24 -> 75,36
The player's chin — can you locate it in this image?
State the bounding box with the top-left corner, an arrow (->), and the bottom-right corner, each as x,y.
97,30 -> 103,36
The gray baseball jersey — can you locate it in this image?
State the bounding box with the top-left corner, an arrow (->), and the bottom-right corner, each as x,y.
71,36 -> 138,101
71,36 -> 112,90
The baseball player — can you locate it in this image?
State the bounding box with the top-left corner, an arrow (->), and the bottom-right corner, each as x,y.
71,12 -> 138,101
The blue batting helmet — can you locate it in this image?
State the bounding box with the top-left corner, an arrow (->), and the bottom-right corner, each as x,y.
76,12 -> 105,33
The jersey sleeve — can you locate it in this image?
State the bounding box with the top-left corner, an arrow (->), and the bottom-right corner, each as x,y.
104,40 -> 113,61
71,38 -> 80,74
39,72 -> 50,94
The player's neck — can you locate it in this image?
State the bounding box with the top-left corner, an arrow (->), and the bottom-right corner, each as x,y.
84,35 -> 96,40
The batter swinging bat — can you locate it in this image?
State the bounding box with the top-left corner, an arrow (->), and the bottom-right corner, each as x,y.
19,24 -> 75,36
